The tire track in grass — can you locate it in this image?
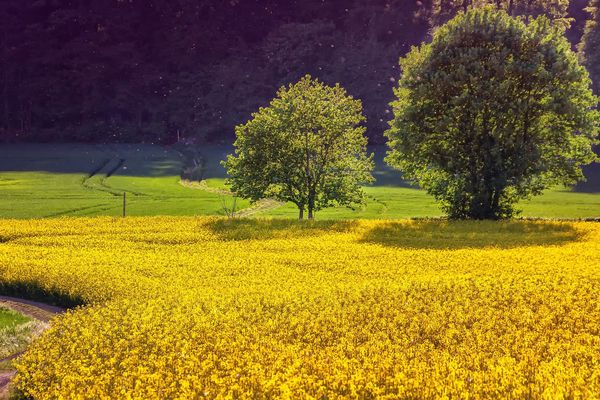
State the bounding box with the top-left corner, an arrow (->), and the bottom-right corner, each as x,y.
366,194 -> 389,215
82,145 -> 145,197
0,297 -> 63,324
236,198 -> 284,217
43,157 -> 118,217
43,203 -> 117,218
54,152 -> 122,216
0,372 -> 14,399
98,157 -> 146,197
174,146 -> 285,217
59,146 -> 181,217
58,151 -> 144,217
180,179 -> 284,217
83,158 -> 138,196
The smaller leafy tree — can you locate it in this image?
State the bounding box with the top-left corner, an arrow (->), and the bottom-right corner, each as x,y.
223,75 -> 374,219
386,7 -> 600,219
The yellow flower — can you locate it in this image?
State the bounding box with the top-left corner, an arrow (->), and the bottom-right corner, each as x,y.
0,217 -> 597,398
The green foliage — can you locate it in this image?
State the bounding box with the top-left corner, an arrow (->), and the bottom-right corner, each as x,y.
0,306 -> 38,361
386,7 -> 600,220
223,76 -> 374,219
579,0 -> 600,95
430,0 -> 572,28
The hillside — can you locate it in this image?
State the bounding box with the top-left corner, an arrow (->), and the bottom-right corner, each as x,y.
0,0 -> 592,144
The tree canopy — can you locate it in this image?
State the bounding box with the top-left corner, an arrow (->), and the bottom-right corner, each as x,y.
0,0 -> 591,144
579,0 -> 600,95
386,7 -> 599,219
223,76 -> 373,219
431,0 -> 572,27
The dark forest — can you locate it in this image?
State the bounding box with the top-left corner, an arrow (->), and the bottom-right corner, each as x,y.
0,0 -> 594,144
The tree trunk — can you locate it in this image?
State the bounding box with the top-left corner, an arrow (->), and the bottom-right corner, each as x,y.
298,207 -> 304,220
492,188 -> 501,217
307,195 -> 315,220
469,184 -> 503,220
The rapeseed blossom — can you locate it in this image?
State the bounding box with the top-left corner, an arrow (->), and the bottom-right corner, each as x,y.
0,217 -> 598,399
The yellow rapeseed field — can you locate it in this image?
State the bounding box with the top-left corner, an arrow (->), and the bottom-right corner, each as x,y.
0,217 -> 599,399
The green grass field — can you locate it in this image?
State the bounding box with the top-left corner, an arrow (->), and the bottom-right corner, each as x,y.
0,143 -> 598,219
0,308 -> 29,330
0,306 -> 37,361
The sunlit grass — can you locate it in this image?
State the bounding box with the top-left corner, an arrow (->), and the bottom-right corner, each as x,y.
0,308 -> 29,330
0,307 -> 46,361
0,144 -> 598,219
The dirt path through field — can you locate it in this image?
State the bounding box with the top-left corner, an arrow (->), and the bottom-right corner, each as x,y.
0,297 -> 64,323
0,297 -> 65,398
180,179 -> 284,217
0,372 -> 15,399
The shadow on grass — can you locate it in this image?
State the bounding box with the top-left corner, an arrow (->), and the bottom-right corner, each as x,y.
205,218 -> 359,241
360,220 -> 584,249
573,162 -> 600,193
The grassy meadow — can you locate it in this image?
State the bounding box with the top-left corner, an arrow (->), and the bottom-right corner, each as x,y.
0,143 -> 598,219
0,217 -> 598,398
0,144 -> 250,219
0,308 -> 29,331
0,306 -> 44,361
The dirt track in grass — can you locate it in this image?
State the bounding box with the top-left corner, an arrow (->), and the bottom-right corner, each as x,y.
0,297 -> 64,398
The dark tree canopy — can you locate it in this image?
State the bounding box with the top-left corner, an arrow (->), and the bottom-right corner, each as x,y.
223,76 -> 374,220
0,0 -> 593,144
579,0 -> 600,95
386,7 -> 599,219
430,0 -> 572,27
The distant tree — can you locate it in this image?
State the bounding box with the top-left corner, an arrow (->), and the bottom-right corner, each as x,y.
579,0 -> 600,95
223,76 -> 374,219
386,7 -> 600,219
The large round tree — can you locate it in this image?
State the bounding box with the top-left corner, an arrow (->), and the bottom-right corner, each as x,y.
579,0 -> 600,95
386,7 -> 599,219
430,0 -> 571,28
223,75 -> 373,219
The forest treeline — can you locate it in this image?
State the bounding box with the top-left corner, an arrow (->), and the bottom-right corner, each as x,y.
0,0 -> 596,144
